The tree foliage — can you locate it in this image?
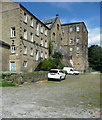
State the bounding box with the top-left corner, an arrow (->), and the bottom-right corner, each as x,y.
52,52 -> 62,59
88,45 -> 102,72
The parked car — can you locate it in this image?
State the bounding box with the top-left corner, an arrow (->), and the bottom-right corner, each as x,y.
48,69 -> 66,81
63,67 -> 79,75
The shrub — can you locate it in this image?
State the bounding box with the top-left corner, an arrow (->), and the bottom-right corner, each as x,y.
52,52 -> 62,59
36,52 -> 64,71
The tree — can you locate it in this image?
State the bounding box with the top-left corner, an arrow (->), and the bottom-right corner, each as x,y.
38,52 -> 64,71
88,45 -> 102,72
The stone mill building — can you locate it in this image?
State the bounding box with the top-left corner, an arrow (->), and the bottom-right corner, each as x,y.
0,1 -> 89,72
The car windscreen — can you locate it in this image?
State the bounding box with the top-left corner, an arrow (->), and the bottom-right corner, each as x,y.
49,70 -> 58,73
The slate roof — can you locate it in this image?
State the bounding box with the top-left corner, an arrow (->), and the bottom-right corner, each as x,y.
41,17 -> 56,25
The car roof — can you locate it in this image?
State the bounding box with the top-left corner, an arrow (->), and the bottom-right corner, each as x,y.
50,69 -> 60,71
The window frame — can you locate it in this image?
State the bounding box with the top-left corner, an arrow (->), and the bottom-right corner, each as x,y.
76,46 -> 80,51
69,26 -> 73,33
24,46 -> 27,55
24,12 -> 27,23
30,17 -> 33,27
11,45 -> 16,54
30,32 -> 33,42
23,61 -> 27,67
36,50 -> 39,61
45,40 -> 47,48
76,38 -> 80,43
36,22 -> 40,36
45,52 -> 47,59
45,29 -> 47,36
30,48 -> 33,56
69,39 -> 73,44
40,38 -> 43,46
40,25 -> 43,33
70,47 -> 73,52
24,29 -> 27,40
11,27 -> 16,38
76,26 -> 80,32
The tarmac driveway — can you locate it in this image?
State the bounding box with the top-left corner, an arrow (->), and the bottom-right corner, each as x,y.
2,74 -> 101,118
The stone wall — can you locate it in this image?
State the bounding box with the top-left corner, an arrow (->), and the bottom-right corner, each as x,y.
1,72 -> 48,84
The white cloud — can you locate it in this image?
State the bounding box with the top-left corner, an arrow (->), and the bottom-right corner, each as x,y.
88,27 -> 100,47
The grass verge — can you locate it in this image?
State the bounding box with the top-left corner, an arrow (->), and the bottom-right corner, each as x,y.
0,81 -> 18,87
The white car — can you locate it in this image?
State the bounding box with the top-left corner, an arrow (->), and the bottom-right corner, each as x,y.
63,67 -> 79,75
48,69 -> 66,81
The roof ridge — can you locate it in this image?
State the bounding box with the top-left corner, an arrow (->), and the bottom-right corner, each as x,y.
41,16 -> 56,21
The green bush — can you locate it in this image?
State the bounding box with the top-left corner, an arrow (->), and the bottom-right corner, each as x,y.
41,59 -> 53,71
39,58 -> 64,71
36,52 -> 64,71
52,52 -> 62,59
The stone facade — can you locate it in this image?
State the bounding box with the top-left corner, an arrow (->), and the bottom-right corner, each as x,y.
1,2 -> 89,72
61,23 -> 88,72
1,2 -> 49,72
0,40 -> 10,71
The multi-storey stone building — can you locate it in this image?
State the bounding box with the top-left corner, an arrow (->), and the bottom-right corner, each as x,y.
61,22 -> 88,72
1,2 -> 88,72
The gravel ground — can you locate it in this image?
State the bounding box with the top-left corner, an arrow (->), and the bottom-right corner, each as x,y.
1,74 -> 101,118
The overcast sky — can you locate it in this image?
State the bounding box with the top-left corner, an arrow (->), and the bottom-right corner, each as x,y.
16,1 -> 100,47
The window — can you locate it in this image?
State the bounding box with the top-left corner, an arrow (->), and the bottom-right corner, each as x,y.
52,32 -> 55,41
30,48 -> 33,56
36,50 -> 39,61
70,47 -> 73,52
69,27 -> 73,32
11,27 -> 16,37
11,40 -> 14,45
36,22 -> 39,36
30,33 -> 33,42
76,53 -> 79,57
62,28 -> 64,33
41,51 -> 43,58
45,40 -> 47,48
10,62 -> 16,71
45,29 -> 47,36
69,39 -> 73,44
24,12 -> 27,23
76,38 -> 80,43
76,26 -> 80,32
23,61 -> 27,67
57,24 -> 59,30
30,18 -> 33,27
41,25 -> 43,33
24,29 -> 27,40
45,52 -> 47,59
24,46 -> 27,55
76,47 -> 80,51
11,45 -> 16,53
40,38 -> 43,46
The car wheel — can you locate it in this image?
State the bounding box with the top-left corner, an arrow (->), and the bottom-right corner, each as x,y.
59,76 -> 62,81
64,75 -> 66,80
